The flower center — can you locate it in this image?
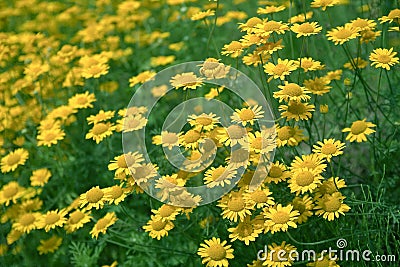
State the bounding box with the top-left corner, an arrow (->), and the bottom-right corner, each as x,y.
227,125 -> 247,139
298,23 -> 314,33
315,257 -> 330,267
239,109 -> 255,121
335,29 -> 352,39
269,166 -> 283,178
184,130 -> 201,143
227,197 -> 245,212
296,171 -> 314,186
246,17 -> 262,28
196,117 -> 213,126
293,201 -> 306,213
207,244 -> 227,261
230,148 -> 248,163
162,132 -> 179,144
228,41 -> 242,51
43,132 -> 57,141
134,166 -> 151,179
277,126 -> 292,140
109,186 -> 123,199
250,190 -> 268,203
287,102 -> 306,114
212,167 -> 226,181
20,213 -> 35,226
352,19 -> 368,28
321,144 -> 337,155
96,218 -> 110,230
273,64 -> 287,75
283,83 -> 302,96
92,123 -> 108,135
264,21 -> 281,31
159,205 -> 176,217
86,187 -> 104,203
323,197 -> 342,212
7,153 -> 21,166
117,156 -> 128,168
151,220 -> 167,231
70,211 -> 84,224
350,120 -> 367,134
388,9 -> 400,19
45,213 -> 60,225
76,96 -> 88,105
251,137 -> 262,150
271,211 -> 290,224
3,185 -> 18,198
377,54 -> 391,64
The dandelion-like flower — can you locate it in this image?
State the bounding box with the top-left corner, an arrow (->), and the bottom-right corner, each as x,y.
197,237 -> 234,267
342,119 -> 376,142
369,48 -> 399,70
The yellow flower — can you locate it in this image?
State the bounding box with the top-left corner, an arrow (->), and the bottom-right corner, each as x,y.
143,215 -> 174,240
238,17 -> 263,33
188,112 -> 220,131
315,177 -> 347,197
68,91 -> 96,109
262,241 -> 297,267
243,187 -> 275,209
152,131 -> 182,150
295,57 -> 324,72
257,5 -> 286,15
85,122 -> 116,144
369,48 -> 399,70
289,168 -> 323,195
307,253 -> 340,267
104,185 -> 128,205
0,181 -> 25,206
79,54 -> 110,79
292,195 -> 314,224
204,165 -> 237,188
342,119 -> 376,142
87,110 -> 115,124
129,70 -> 156,87
290,153 -> 327,173
120,114 -> 147,133
197,237 -> 234,267
170,72 -> 204,90
348,18 -> 376,31
311,0 -> 340,11
181,129 -> 203,150
1,148 -> 29,173
37,128 -> 66,147
30,168 -> 52,187
274,82 -> 311,102
265,161 -> 291,184
231,105 -> 264,126
327,25 -> 359,45
228,215 -> 263,245
314,192 -> 351,221
289,11 -> 313,23
80,186 -> 105,210
90,212 -> 118,239
38,209 -> 68,232
218,191 -> 253,222
151,84 -> 168,97
263,204 -> 299,233
12,212 -> 41,234
151,204 -> 181,222
150,55 -> 175,67
303,77 -> 332,96
191,9 -> 215,21
221,41 -> 244,58
343,57 -> 368,70
108,152 -> 143,176
131,163 -> 159,186
276,125 -> 306,147
217,125 -> 248,147
254,20 -> 289,36
379,8 -> 400,23
291,22 -> 322,38
23,61 -> 50,81
279,101 -> 315,121
37,236 -> 62,255
313,138 -> 345,162
264,59 -> 297,81
65,209 -> 92,233
199,58 -> 230,79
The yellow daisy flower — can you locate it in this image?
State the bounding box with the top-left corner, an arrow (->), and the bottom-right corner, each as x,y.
231,105 -> 264,126
247,130 -> 276,155
0,181 -> 25,206
120,114 -> 147,133
348,18 -> 377,31
38,209 -> 68,232
265,161 -> 291,184
131,163 -> 159,185
191,9 -> 215,21
290,153 -> 327,173
151,204 -> 181,222
295,57 -> 324,72
90,212 -> 118,239
289,11 -> 313,24
292,195 -> 314,224
379,8 -> 400,23
37,236 -> 62,255
343,57 -> 368,70
303,77 -> 332,95
1,148 -> 29,173
143,215 -> 174,240
291,22 -> 322,38
313,138 -> 345,162
262,241 -> 297,267
204,165 -> 237,188
68,91 -> 96,109
80,186 -> 105,210
274,82 -> 311,102
86,110 -> 115,124
199,58 -> 230,79
188,113 -> 220,131
243,187 -> 275,209
238,17 -> 263,33
170,72 -> 204,90
104,185 -> 128,205
37,128 -> 66,147
289,167 -> 323,195
279,101 -> 315,121
314,192 -> 351,221
12,212 -> 41,234
150,55 -> 175,67
152,131 -> 182,150
129,70 -> 156,87
65,210 -> 92,233
218,191 -> 253,222
264,59 -> 297,81
108,152 -> 144,176
85,122 -> 116,144
327,25 -> 359,45
369,47 -> 399,70
197,237 -> 234,267
342,119 -> 376,142
228,215 -> 263,245
221,41 -> 244,58
315,177 -> 347,197
276,125 -> 306,147
311,0 -> 340,11
263,204 -> 299,233
254,20 -> 289,36
217,125 -> 249,147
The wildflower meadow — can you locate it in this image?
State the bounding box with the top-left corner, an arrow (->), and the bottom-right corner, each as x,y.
0,0 -> 399,266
